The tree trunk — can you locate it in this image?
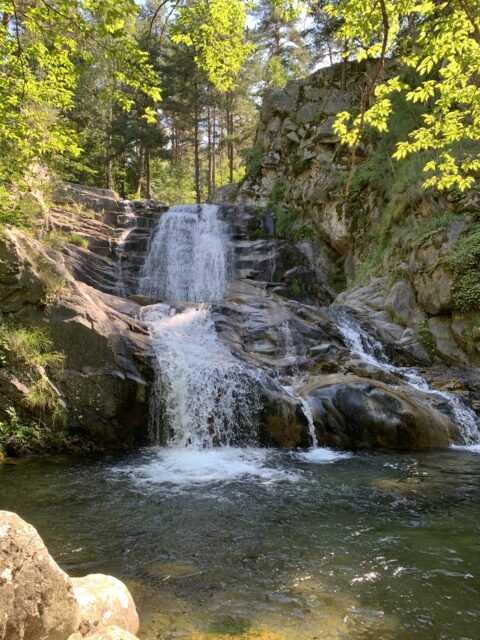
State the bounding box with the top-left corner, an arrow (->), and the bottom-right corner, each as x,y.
341,39 -> 348,91
193,85 -> 202,204
145,149 -> 152,199
212,104 -> 216,194
106,158 -> 113,190
136,145 -> 145,198
207,102 -> 213,201
227,94 -> 234,185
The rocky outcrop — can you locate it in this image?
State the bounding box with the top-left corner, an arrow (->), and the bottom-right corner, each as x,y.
0,227 -> 152,449
71,575 -> 139,638
214,205 -> 480,451
237,61 -> 480,372
0,511 -> 141,640
303,375 -> 456,451
49,186 -> 167,297
0,510 -> 80,640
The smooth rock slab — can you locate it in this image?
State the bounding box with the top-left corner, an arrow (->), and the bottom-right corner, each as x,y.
72,574 -> 140,637
0,511 -> 80,640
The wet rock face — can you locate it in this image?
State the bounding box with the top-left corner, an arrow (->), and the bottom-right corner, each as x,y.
0,510 -> 80,640
50,190 -> 168,297
305,376 -> 456,451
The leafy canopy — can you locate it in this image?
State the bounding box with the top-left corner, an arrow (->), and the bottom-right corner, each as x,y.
324,0 -> 480,191
0,0 -> 161,188
172,0 -> 255,91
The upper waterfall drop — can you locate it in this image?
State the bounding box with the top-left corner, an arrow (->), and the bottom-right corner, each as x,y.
140,204 -> 230,302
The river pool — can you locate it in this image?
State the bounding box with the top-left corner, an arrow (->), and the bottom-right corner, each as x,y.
0,446 -> 479,640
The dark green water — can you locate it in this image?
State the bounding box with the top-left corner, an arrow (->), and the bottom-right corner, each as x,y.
0,446 -> 479,640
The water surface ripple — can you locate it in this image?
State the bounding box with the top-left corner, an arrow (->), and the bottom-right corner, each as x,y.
0,447 -> 479,640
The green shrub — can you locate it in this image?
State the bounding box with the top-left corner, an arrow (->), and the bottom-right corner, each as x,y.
418,318 -> 437,357
246,148 -> 264,178
0,318 -> 64,370
447,224 -> 480,312
0,407 -> 45,456
67,233 -> 89,248
26,379 -> 67,425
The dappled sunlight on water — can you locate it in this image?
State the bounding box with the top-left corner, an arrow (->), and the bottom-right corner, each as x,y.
0,447 -> 479,639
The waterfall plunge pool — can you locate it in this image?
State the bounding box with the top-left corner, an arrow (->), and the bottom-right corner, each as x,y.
0,446 -> 479,640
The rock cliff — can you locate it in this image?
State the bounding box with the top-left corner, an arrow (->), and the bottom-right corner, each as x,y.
236,62 -> 480,374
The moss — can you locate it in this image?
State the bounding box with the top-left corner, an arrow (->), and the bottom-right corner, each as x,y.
326,264 -> 347,293
418,318 -> 437,358
447,224 -> 480,312
459,312 -> 480,357
246,148 -> 264,178
290,278 -> 303,295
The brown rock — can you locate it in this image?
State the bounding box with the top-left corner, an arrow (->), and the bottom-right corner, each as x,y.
84,626 -> 139,639
71,574 -> 140,637
0,510 -> 80,640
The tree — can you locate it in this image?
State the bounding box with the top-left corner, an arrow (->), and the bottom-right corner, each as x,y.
252,0 -> 312,89
0,0 -> 160,207
324,0 -> 480,191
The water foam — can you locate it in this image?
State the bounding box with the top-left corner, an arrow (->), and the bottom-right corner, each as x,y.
140,304 -> 260,447
296,448 -> 352,463
115,448 -> 301,487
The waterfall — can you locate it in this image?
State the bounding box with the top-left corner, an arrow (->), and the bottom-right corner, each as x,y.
279,320 -> 318,447
335,310 -> 480,445
140,204 -> 230,302
141,304 -> 260,447
140,205 -> 259,447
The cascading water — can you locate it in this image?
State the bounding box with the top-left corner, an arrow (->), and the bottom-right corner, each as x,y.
140,303 -> 260,447
115,201 -> 136,297
139,204 -> 260,449
334,310 -> 480,445
140,204 -> 230,302
278,320 -> 318,448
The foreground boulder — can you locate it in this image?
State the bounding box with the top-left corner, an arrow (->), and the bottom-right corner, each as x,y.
0,511 -> 80,640
0,511 -> 140,640
71,575 -> 139,637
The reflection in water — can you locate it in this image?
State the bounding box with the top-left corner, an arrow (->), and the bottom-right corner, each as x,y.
0,448 -> 479,640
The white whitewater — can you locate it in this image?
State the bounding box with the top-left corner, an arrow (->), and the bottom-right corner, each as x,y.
140,303 -> 260,447
335,311 -> 480,445
280,320 -> 319,448
140,204 -> 230,302
140,204 -> 260,449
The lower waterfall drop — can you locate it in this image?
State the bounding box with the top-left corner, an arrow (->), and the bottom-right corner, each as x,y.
140,303 -> 260,447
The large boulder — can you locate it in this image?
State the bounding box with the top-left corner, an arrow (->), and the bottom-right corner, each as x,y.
0,511 -> 80,640
303,375 -> 457,451
53,183 -> 119,213
71,575 -> 139,638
